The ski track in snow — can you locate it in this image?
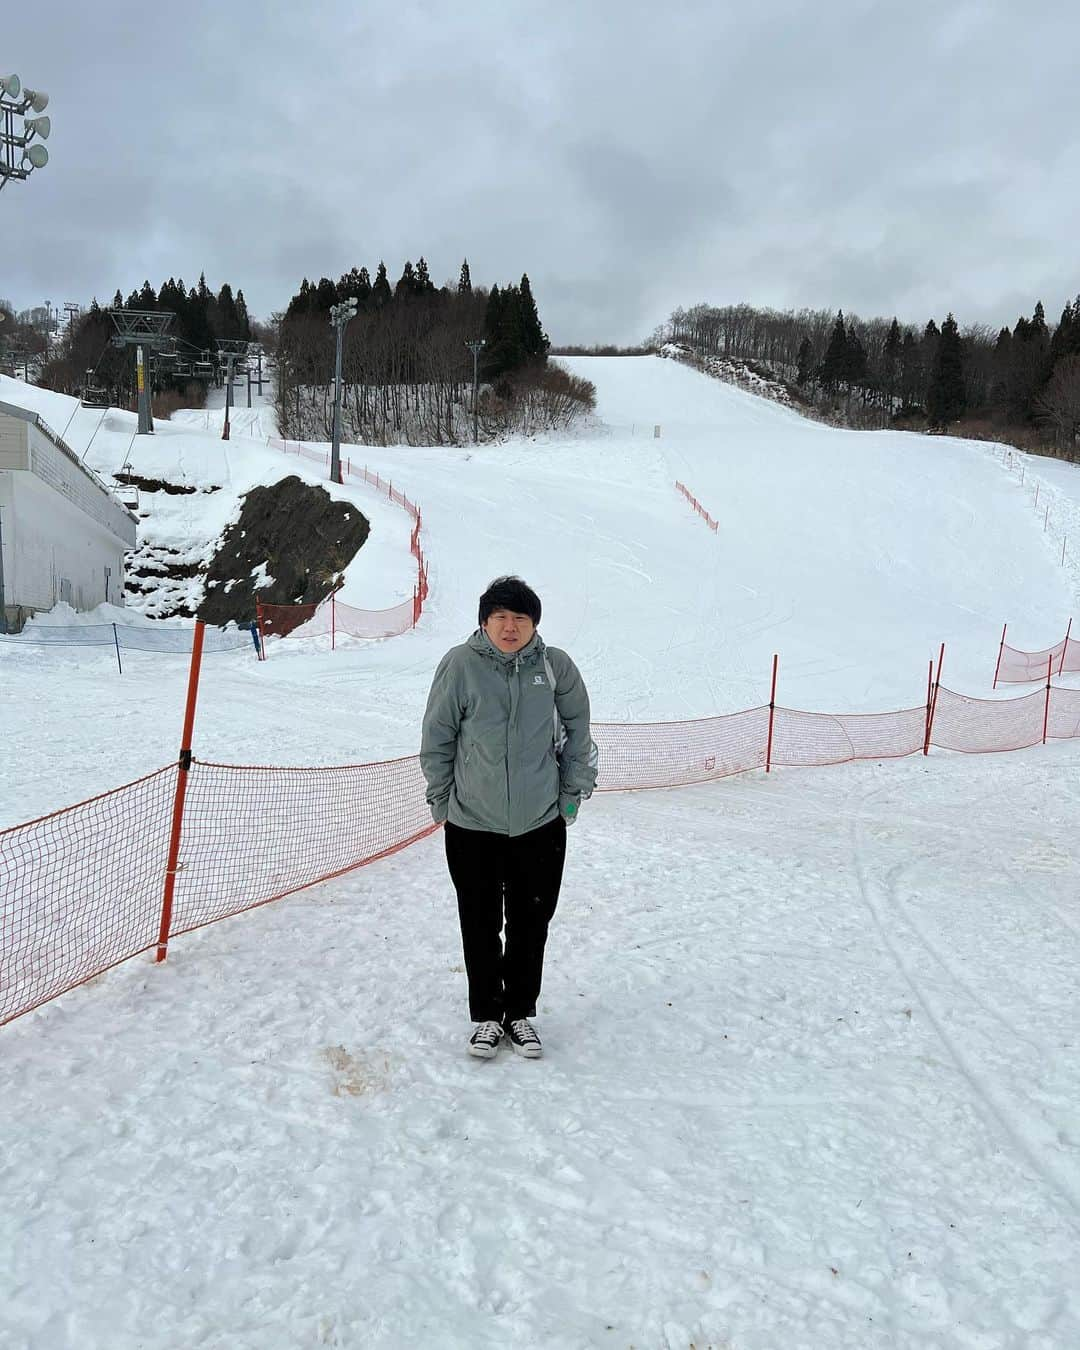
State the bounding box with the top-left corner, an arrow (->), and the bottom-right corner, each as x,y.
3,359 -> 1080,1348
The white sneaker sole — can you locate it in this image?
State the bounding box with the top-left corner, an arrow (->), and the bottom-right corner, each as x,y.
509,1041 -> 543,1059
468,1041 -> 501,1059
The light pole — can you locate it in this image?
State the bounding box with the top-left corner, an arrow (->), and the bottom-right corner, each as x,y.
465,338 -> 485,444
0,74 -> 50,193
329,298 -> 357,484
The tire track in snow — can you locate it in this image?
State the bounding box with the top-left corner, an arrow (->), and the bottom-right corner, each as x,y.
848,813 -> 1080,1218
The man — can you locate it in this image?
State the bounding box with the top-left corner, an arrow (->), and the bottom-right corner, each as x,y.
420,576 -> 597,1060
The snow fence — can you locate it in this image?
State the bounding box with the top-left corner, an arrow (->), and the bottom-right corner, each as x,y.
7,674 -> 1080,1028
994,622 -> 1080,685
263,439 -> 429,642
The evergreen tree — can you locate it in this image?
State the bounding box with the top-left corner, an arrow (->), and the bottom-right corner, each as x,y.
919,320 -> 940,407
355,267 -> 372,309
927,313 -> 965,427
415,257 -> 434,294
485,284 -> 528,376
313,277 -> 338,313
883,318 -> 902,402
1049,302 -> 1074,364
458,259 -> 472,296
186,282 -> 213,352
899,329 -> 921,406
843,326 -> 868,387
372,262 -> 392,308
112,290 -> 123,310
235,289 -> 251,341
819,311 -> 849,392
217,282 -> 240,339
517,274 -> 548,360
395,260 -> 417,299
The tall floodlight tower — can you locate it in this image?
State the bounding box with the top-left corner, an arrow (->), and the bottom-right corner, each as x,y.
465,338 -> 485,444
329,298 -> 357,484
0,74 -> 50,192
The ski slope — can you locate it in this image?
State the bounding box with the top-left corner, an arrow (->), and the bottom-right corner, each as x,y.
3,360 -> 1080,1348
2,357 -> 1077,826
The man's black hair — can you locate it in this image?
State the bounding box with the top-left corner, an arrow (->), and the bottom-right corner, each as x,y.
478,576 -> 542,628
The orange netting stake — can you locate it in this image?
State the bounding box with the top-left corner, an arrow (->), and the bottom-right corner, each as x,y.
924,642 -> 945,755
1043,653 -> 1053,744
993,623 -> 1007,689
765,654 -> 779,772
157,621 -> 206,963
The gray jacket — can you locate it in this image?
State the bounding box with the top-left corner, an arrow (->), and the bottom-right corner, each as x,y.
420,629 -> 597,836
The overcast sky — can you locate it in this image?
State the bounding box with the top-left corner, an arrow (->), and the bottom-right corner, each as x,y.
3,0 -> 1078,343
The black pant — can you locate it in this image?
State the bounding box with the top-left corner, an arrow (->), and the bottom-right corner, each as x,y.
444,816 -> 567,1023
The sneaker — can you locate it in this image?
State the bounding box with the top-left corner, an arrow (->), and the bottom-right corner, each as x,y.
468,1020 -> 504,1059
504,1017 -> 543,1059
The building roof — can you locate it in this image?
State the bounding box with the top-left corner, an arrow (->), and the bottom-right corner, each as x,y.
0,397 -> 137,522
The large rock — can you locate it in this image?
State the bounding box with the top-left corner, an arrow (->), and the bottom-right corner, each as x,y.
198,476 -> 369,627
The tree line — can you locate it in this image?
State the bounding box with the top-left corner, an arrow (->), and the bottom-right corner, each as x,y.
275,258 -> 592,445
35,274 -> 256,408
662,297 -> 1080,453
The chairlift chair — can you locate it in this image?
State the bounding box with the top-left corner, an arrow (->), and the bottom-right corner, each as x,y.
80,370 -> 110,408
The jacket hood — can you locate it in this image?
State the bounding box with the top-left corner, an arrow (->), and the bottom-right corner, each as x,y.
467,627 -> 546,667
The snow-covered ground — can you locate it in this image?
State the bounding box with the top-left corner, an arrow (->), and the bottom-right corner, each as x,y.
2,359 -> 1080,1348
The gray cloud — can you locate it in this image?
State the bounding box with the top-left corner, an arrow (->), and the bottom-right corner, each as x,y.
3,0 -> 1078,343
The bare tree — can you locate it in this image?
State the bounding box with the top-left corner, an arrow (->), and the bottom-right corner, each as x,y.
1034,355 -> 1080,452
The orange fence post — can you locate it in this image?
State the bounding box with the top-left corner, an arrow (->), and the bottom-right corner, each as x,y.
765,654 -> 778,773
156,621 -> 206,963
992,623 -> 1007,689
1060,618 -> 1072,676
924,642 -> 945,755
1042,653 -> 1053,744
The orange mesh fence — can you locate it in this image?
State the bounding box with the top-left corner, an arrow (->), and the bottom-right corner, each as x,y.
262,440 -> 428,646
1047,685 -> 1080,740
996,635 -> 1079,683
675,480 -> 719,532
168,757 -> 437,938
593,707 -> 769,790
0,766 -> 177,1025
771,706 -> 927,766
992,615 -> 1080,685
259,601 -> 319,639
13,672 -> 1080,1028
930,685 -> 1046,753
261,595 -> 418,642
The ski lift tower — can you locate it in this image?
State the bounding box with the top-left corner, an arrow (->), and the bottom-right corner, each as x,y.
109,309 -> 175,435
215,339 -> 250,441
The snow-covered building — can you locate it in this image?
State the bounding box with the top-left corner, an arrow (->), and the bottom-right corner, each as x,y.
0,399 -> 137,631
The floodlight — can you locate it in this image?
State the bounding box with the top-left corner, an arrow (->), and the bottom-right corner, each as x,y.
24,115 -> 50,140
24,88 -> 48,112
0,74 -> 20,98
25,143 -> 48,169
